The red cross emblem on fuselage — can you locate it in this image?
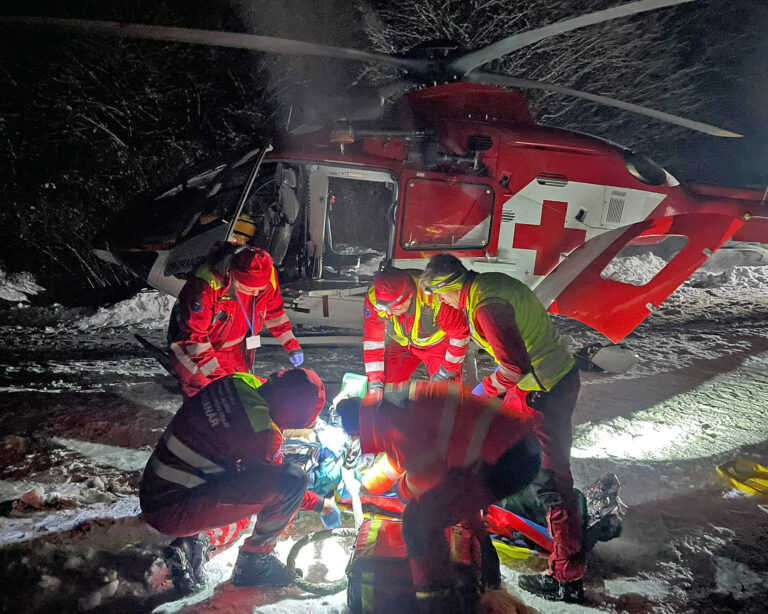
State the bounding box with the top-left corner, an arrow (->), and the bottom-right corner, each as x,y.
512,200 -> 586,276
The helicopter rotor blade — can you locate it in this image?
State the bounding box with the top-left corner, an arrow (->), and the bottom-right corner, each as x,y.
0,15 -> 427,72
450,0 -> 695,75
377,80 -> 413,99
467,71 -> 742,137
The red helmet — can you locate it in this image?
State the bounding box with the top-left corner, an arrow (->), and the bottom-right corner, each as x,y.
373,268 -> 414,311
264,368 -> 326,429
231,247 -> 274,288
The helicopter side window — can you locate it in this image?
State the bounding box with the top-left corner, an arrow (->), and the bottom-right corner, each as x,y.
401,179 -> 493,249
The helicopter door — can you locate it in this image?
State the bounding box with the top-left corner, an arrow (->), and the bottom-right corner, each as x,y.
306,165 -> 395,279
539,212 -> 744,342
160,145 -> 271,288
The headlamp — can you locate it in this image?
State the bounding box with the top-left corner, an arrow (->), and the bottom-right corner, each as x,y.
422,270 -> 465,295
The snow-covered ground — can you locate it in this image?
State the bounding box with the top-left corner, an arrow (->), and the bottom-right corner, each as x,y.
1,245 -> 767,613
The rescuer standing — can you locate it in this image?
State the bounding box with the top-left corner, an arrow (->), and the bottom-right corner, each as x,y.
363,267 -> 470,401
421,253 -> 585,604
140,368 -> 342,592
169,244 -> 304,398
337,382 -> 540,613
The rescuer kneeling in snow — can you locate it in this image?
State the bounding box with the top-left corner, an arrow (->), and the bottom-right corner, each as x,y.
139,368 -> 342,593
169,244 -> 304,399
421,253 -> 585,604
363,267 -> 470,402
337,381 -> 541,614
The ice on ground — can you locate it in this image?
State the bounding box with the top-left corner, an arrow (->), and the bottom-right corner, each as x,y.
713,556 -> 764,598
0,268 -> 45,303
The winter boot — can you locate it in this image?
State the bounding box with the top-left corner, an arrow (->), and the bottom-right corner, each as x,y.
230,550 -> 296,587
163,534 -> 211,594
480,535 -> 501,590
518,572 -> 584,603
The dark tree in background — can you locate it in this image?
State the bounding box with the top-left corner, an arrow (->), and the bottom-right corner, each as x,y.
0,0 -> 766,303
0,1 -> 280,300
361,0 -> 768,183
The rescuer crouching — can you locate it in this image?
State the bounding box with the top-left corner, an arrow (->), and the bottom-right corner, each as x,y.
139,368 -> 342,593
362,267 -> 470,403
337,381 -> 541,614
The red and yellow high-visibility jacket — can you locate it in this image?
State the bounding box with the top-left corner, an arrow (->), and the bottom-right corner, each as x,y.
140,373 -> 321,514
363,270 -> 469,386
170,248 -> 300,397
358,381 -> 537,500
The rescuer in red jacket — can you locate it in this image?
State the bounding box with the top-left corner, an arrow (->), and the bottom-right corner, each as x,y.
337,382 -> 540,614
140,368 -> 342,592
169,244 -> 303,398
363,267 -> 470,401
421,253 -> 584,604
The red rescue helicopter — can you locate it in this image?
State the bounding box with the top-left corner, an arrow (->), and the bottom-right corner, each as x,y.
5,0 -> 767,345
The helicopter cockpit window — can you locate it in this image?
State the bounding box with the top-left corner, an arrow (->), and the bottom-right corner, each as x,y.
182,150 -> 264,241
401,179 -> 493,249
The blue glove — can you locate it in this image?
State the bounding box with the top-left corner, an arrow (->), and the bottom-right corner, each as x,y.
288,351 -> 304,367
472,382 -> 487,396
320,499 -> 342,529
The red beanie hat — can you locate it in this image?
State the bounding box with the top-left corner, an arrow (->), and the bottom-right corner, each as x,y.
231,247 -> 274,288
264,368 -> 326,429
373,268 -> 414,310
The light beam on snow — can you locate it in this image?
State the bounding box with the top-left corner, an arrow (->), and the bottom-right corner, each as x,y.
572,353 -> 768,461
51,437 -> 151,472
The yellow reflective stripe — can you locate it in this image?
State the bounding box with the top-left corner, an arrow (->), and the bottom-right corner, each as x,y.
150,457 -> 205,488
187,341 -> 213,355
465,407 -> 496,465
166,434 -> 224,474
361,571 -> 375,614
231,374 -> 276,434
363,517 -> 382,557
170,342 -> 199,375
194,263 -> 224,290
435,386 -> 460,457
269,266 -> 277,290
199,356 -> 220,376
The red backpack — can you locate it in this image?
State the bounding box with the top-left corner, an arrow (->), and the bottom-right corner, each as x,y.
346,517 -> 482,614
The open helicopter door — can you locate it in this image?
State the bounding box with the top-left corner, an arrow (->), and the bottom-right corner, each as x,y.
281,164 -> 396,328
536,213 -> 745,342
